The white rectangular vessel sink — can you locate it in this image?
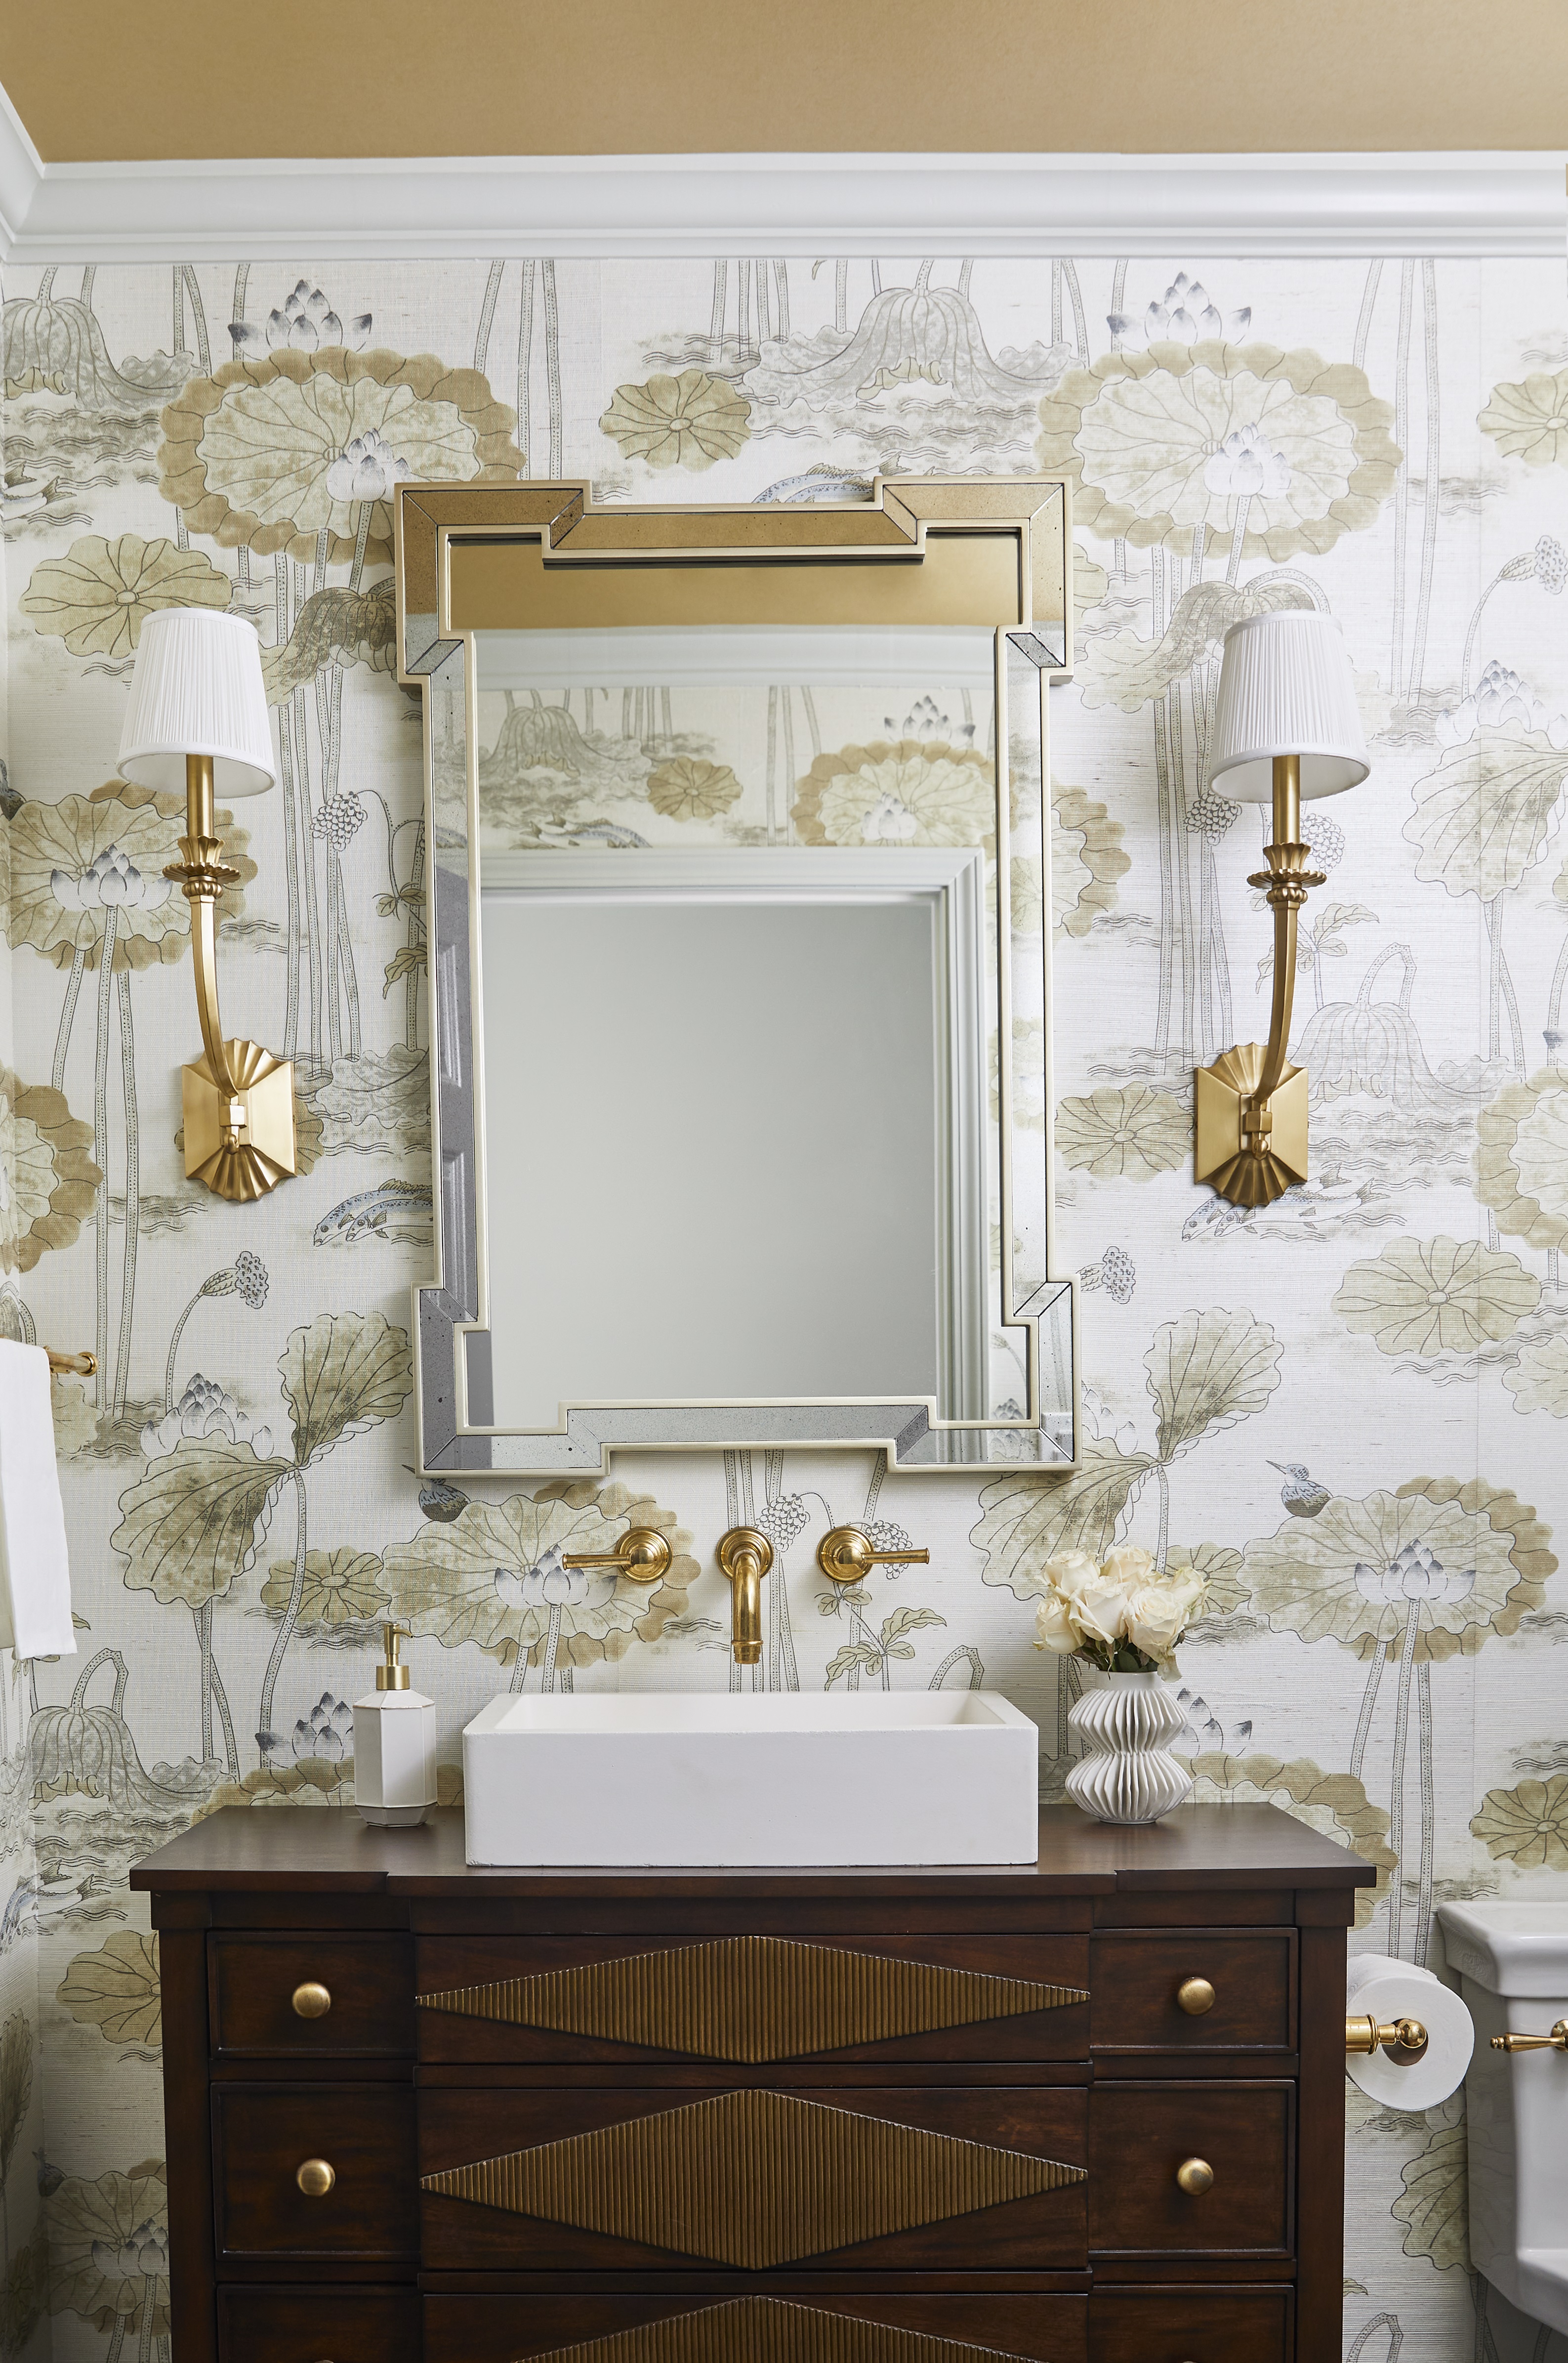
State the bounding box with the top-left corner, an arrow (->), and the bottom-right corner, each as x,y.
462,1691 -> 1040,1867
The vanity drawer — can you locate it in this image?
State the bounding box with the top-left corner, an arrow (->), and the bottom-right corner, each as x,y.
211,1936 -> 415,2058
1088,2082 -> 1292,2258
212,2084 -> 418,2266
415,1933 -> 1089,2065
218,2286 -> 419,2363
419,2082 -> 1088,2272
1090,2287 -> 1290,2362
426,2291 -> 1089,2363
1090,1931 -> 1295,2054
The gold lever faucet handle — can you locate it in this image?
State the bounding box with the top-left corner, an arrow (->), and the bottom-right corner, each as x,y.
1491,2020 -> 1568,2054
560,1527 -> 672,1585
1346,2015 -> 1430,2061
817,1525 -> 931,1584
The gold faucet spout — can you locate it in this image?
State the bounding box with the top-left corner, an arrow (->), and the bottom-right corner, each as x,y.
716,1527 -> 774,1665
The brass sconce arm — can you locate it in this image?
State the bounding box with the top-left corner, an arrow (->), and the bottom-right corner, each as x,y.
165,755 -> 244,1105
162,753 -> 298,1203
1195,754 -> 1325,1208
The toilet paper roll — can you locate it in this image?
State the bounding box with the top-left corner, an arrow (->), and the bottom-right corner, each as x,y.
1346,1954 -> 1475,2110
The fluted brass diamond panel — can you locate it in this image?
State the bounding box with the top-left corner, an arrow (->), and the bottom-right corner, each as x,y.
421,2087 -> 1084,2268
417,1935 -> 1086,2062
519,2295 -> 1023,2363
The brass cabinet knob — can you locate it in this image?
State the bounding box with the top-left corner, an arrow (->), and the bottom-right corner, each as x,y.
291,1981 -> 332,2020
295,2158 -> 336,2197
1176,1976 -> 1216,2016
1175,2156 -> 1215,2196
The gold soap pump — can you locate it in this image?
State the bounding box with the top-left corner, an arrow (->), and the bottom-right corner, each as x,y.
353,1623 -> 437,1828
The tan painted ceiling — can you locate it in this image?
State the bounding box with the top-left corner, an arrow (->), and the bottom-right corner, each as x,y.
4,0 -> 1567,160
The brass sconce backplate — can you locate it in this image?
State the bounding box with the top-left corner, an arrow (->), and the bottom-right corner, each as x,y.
1193,1046 -> 1309,1208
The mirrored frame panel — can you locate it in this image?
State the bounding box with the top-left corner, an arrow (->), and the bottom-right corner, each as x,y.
394,477 -> 1077,1476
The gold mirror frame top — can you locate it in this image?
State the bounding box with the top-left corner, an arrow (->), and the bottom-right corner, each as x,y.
394,476 -> 1071,662
392,475 -> 1075,1479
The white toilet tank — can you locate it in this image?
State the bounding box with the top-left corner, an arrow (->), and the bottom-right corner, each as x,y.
1437,1900 -> 1568,2336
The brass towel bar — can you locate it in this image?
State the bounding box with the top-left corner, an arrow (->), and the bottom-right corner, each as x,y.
44,1350 -> 97,1378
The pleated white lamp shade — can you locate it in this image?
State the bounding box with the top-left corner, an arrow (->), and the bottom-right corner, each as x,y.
1209,610 -> 1369,802
118,608 -> 277,798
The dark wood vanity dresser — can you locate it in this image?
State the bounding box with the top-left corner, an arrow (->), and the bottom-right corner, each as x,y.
132,1805 -> 1373,2363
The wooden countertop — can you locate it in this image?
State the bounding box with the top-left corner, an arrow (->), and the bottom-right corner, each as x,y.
130,1803 -> 1376,1898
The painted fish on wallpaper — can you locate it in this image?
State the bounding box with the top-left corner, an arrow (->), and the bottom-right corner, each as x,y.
313,1180 -> 433,1247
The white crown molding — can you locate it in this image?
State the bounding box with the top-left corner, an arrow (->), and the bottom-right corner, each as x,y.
0,80 -> 43,255
0,138 -> 1561,264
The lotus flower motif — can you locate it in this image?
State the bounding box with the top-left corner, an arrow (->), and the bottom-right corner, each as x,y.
51,845 -> 172,914
141,1375 -> 273,1461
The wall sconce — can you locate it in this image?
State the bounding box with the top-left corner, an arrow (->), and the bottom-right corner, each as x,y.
1194,611 -> 1369,1207
118,608 -> 297,1203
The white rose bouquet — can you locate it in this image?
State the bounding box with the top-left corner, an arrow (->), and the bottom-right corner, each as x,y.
1033,1546 -> 1205,1672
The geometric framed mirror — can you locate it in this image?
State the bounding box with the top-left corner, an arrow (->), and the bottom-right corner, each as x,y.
394,475 -> 1076,1475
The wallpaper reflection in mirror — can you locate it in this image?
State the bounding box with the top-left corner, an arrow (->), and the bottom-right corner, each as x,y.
473,625 -> 1010,1429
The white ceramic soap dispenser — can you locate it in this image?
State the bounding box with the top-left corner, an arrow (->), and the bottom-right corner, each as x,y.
353,1624 -> 437,1827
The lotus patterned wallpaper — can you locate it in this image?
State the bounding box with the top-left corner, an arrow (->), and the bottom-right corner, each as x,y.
0,250 -> 1563,2363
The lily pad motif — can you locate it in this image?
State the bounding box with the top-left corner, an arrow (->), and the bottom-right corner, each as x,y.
599,371 -> 750,470
21,533 -> 230,660
1404,729 -> 1568,901
792,740 -> 995,853
0,1066 -> 100,1275
57,1932 -> 161,2046
1050,785 -> 1129,937
1476,1068 -> 1568,1252
160,345 -> 522,566
1241,1476 -> 1554,1663
114,1438 -> 292,1612
1078,577 -> 1316,714
972,1435 -> 1156,1600
1187,1751 -> 1395,1929
1146,1308 -> 1282,1461
382,1480 -> 696,1672
48,2159 -> 170,2337
1055,1083 -> 1189,1181
1393,2124 -> 1468,2270
1471,1772 -> 1568,1870
647,757 -> 743,820
1503,1330 -> 1568,1418
1479,368 -> 1568,468
1036,338 -> 1400,561
1333,1236 -> 1540,1358
280,1310 -> 414,1467
259,1548 -> 388,1625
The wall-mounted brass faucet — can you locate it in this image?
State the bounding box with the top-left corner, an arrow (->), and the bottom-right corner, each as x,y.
716,1527 -> 773,1665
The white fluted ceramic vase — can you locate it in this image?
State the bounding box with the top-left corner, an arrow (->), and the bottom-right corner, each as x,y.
1065,1671 -> 1192,1825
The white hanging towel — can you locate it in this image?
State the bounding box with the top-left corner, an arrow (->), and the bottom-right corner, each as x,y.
0,1343 -> 75,1657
